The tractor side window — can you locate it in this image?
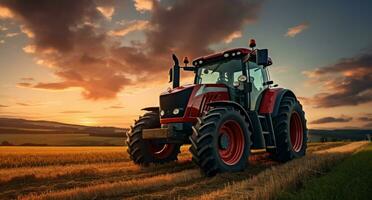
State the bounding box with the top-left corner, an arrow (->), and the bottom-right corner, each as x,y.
247,61 -> 265,110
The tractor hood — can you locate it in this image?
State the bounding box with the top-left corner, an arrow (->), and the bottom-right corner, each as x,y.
159,84 -> 229,122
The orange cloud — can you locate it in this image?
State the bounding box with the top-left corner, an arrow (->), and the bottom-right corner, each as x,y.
3,0 -> 262,101
134,0 -> 154,12
0,6 -> 13,19
108,20 -> 149,36
285,22 -> 309,37
223,31 -> 242,43
305,49 -> 372,107
96,6 -> 114,20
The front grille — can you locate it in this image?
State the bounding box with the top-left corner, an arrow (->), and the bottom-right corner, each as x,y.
160,87 -> 193,118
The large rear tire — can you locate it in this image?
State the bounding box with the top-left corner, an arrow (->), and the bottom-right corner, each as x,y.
126,111 -> 181,165
270,96 -> 307,162
189,106 -> 251,176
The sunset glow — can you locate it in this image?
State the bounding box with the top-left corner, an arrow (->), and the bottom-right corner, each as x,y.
0,0 -> 371,129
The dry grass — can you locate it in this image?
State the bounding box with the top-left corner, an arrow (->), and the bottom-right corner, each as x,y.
0,142 -> 354,200
0,146 -> 128,168
21,169 -> 201,200
198,142 -> 368,200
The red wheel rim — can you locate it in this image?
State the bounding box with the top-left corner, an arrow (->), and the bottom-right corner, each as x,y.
149,143 -> 174,159
218,120 -> 245,165
290,112 -> 303,152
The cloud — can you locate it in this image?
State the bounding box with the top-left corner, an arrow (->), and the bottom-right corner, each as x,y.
0,39 -> 4,44
5,32 -> 19,37
60,110 -> 90,114
108,20 -> 149,36
146,0 -> 261,57
0,24 -> 8,31
364,122 -> 372,128
0,5 -> 13,19
358,114 -> 372,122
21,77 -> 34,81
134,0 -> 154,12
285,22 -> 309,37
22,45 -> 36,53
305,48 -> 372,107
223,31 -> 242,43
17,82 -> 32,87
16,102 -> 32,106
0,104 -> 8,108
107,105 -> 124,109
310,116 -> 353,124
96,6 -> 115,20
2,0 -> 262,101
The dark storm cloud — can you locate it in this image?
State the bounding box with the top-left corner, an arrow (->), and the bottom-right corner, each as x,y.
358,113 -> 372,122
364,122 -> 372,128
147,0 -> 261,57
1,0 -> 262,100
306,49 -> 372,107
310,116 -> 353,124
0,0 -> 101,52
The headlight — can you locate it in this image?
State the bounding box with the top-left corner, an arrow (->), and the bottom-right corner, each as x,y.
160,110 -> 165,116
173,108 -> 180,115
238,75 -> 247,82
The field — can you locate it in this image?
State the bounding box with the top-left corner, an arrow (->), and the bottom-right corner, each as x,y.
0,133 -> 125,146
0,142 -> 369,200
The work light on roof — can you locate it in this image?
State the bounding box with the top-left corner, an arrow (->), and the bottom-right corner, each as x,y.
224,53 -> 229,58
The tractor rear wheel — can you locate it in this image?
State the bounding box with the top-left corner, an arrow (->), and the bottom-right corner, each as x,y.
126,111 -> 181,165
270,96 -> 307,162
189,106 -> 251,176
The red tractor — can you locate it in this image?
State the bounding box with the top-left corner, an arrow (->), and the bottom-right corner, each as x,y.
127,40 -> 307,176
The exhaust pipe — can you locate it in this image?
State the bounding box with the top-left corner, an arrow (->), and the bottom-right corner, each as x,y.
170,54 -> 180,88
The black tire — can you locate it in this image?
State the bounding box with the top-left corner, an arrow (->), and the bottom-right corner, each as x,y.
126,111 -> 181,165
270,96 -> 307,162
189,106 -> 251,176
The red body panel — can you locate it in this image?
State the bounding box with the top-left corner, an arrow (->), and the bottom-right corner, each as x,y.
258,88 -> 283,114
160,84 -> 229,124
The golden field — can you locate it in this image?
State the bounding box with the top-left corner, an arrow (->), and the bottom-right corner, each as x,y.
0,142 -> 368,200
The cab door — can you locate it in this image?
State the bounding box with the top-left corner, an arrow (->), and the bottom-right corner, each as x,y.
246,61 -> 269,110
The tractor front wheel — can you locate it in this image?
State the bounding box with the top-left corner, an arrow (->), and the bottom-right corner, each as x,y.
126,111 -> 181,165
189,106 -> 251,176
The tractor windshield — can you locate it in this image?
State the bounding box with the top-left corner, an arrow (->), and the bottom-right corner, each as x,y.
195,59 -> 243,87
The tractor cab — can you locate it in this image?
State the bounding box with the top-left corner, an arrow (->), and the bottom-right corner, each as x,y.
127,39 -> 308,177
192,47 -> 272,111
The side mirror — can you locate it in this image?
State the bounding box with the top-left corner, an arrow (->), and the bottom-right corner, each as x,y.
256,49 -> 268,66
168,68 -> 173,83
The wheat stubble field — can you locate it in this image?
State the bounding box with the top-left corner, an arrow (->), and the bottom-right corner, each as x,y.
0,142 -> 368,200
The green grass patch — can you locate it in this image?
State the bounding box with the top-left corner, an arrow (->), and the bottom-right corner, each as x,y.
279,143 -> 372,200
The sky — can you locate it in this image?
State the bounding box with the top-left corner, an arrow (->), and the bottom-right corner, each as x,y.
0,0 -> 371,129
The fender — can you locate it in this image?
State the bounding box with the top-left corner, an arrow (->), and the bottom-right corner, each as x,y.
208,101 -> 253,127
259,88 -> 296,116
142,107 -> 159,113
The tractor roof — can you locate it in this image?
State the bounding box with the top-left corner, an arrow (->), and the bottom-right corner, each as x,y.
192,47 -> 272,67
192,48 -> 252,66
